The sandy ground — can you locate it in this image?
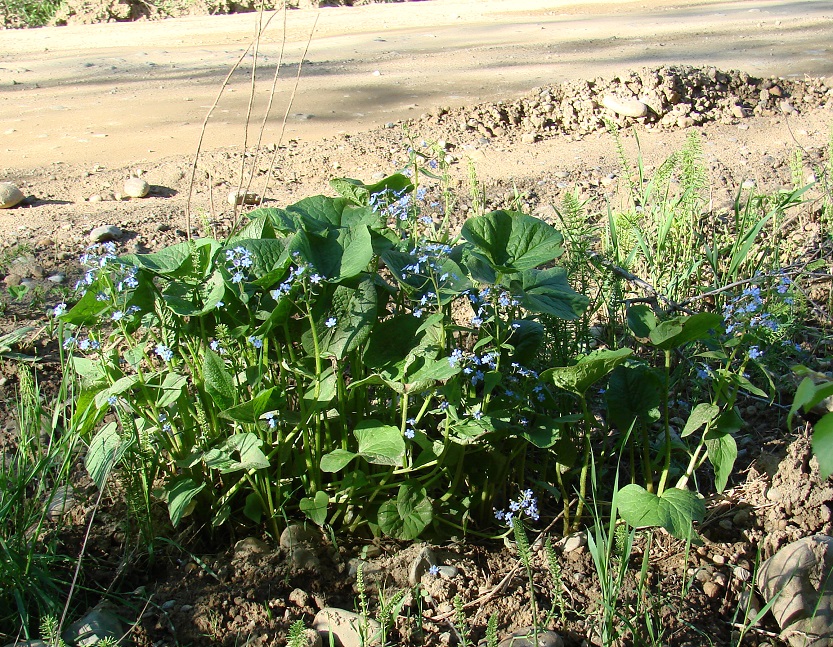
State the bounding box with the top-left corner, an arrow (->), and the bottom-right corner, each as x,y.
0,0 -> 831,172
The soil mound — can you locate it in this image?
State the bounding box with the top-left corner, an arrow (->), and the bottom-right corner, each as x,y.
424,65 -> 833,143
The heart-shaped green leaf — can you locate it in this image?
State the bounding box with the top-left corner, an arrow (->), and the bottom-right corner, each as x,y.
649,312 -> 722,350
461,210 -> 565,272
542,348 -> 633,396
511,267 -> 589,320
618,484 -> 705,541
605,364 -> 662,432
299,491 -> 329,526
355,420 -> 405,466
377,481 -> 433,540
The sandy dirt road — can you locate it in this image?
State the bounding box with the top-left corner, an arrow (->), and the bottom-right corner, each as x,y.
0,0 -> 831,172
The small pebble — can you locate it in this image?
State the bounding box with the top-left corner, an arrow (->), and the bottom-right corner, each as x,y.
702,581 -> 721,598
89,225 -> 123,243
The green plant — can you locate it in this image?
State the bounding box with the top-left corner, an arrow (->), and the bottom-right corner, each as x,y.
0,362 -> 82,640
1,0 -> 63,27
57,174 -> 588,543
452,594 -> 471,647
39,614 -> 68,647
286,620 -> 308,647
788,366 -> 833,478
543,538 -> 567,627
584,460 -> 634,646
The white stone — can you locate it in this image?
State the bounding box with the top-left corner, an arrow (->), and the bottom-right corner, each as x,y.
313,608 -> 382,647
123,177 -> 150,198
0,182 -> 24,208
89,225 -> 123,243
757,535 -> 833,647
602,95 -> 649,118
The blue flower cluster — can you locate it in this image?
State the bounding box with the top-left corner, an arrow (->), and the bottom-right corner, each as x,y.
494,488 -> 540,524
270,260 -> 319,300
722,284 -> 784,336
225,246 -> 253,284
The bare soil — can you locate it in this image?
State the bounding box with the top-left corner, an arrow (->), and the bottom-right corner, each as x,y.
1,1 -> 833,646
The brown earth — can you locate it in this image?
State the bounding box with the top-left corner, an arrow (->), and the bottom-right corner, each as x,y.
1,1 -> 833,646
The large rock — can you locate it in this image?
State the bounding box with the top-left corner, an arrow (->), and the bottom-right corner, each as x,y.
0,182 -> 25,208
62,608 -> 124,647
313,608 -> 382,647
123,177 -> 150,198
757,535 -> 833,646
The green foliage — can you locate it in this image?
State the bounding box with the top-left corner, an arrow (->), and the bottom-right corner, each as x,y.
1,0 -> 62,27
57,178 -> 587,540
1,363 -> 83,640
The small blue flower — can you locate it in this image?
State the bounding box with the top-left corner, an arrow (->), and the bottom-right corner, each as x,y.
155,344 -> 174,362
111,310 -> 124,322
325,317 -> 337,328
107,396 -> 118,407
404,428 -> 415,439
748,346 -> 763,360
248,336 -> 263,349
428,564 -> 440,576
53,303 -> 67,317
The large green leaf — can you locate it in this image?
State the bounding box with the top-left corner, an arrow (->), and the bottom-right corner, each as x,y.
627,304 -> 657,339
85,422 -> 126,490
228,212 -> 276,242
377,481 -> 433,540
304,278 -> 377,360
166,476 -> 205,527
681,402 -> 720,438
220,388 -> 285,424
330,173 -> 413,208
320,420 -> 406,471
618,484 -> 705,541
60,281 -> 111,326
812,413 -> 833,480
507,319 -> 545,367
380,249 -> 470,304
320,449 -> 357,473
542,348 -> 633,396
511,267 -> 589,320
289,225 -> 373,281
222,238 -> 292,286
605,364 -> 662,432
203,348 -> 236,410
461,210 -> 565,272
355,420 -> 405,466
203,433 -> 270,473
520,415 -> 574,448
127,238 -> 221,278
705,429 -> 737,493
363,315 -> 433,370
649,312 -> 723,350
163,270 -> 226,316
